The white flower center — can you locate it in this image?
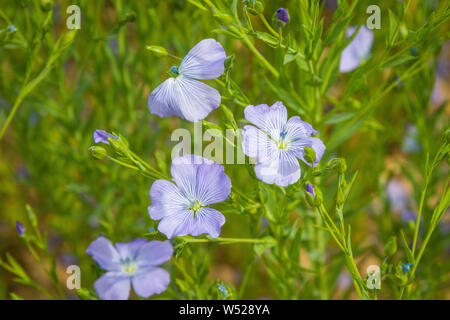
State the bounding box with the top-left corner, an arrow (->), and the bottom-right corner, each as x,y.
122,258 -> 137,275
188,199 -> 203,217
277,130 -> 290,150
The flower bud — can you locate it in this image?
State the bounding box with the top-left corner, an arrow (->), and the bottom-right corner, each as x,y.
16,221 -> 25,237
146,45 -> 168,57
326,158 -> 347,174
336,187 -> 345,207
305,184 -> 323,207
247,1 -> 264,15
306,183 -> 315,197
303,146 -> 316,165
384,236 -> 398,257
276,8 -> 289,24
217,283 -> 228,297
89,146 -> 107,160
93,129 -> 118,145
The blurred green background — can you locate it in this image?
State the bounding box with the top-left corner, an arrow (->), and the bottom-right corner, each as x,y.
0,0 -> 448,299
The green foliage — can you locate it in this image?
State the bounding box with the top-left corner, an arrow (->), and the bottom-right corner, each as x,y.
0,0 -> 448,300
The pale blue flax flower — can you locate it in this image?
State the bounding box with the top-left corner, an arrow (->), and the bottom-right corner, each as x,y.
93,129 -> 118,144
242,102 -> 325,187
339,26 -> 374,73
148,39 -> 226,122
148,155 -> 231,239
86,236 -> 173,300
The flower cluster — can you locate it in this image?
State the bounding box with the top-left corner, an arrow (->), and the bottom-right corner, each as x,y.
89,34 -> 327,299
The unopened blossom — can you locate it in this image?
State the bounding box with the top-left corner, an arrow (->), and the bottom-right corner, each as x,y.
148,39 -> 226,122
276,8 -> 289,23
339,26 -> 374,73
306,183 -> 315,197
16,221 -> 25,237
148,155 -> 231,238
93,129 -> 118,144
86,236 -> 173,300
242,102 -> 325,187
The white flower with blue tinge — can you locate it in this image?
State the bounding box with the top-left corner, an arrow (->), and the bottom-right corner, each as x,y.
339,26 -> 374,73
86,236 -> 173,300
242,102 -> 325,187
148,39 -> 226,122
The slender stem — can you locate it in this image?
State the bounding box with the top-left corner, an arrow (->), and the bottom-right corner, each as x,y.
241,35 -> 279,78
258,13 -> 278,37
0,86 -> 26,140
177,236 -> 276,245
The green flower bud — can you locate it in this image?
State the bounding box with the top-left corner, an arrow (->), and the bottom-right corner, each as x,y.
25,204 -> 38,229
247,1 -> 264,15
384,236 -> 398,257
326,158 -> 347,174
221,105 -> 238,130
89,146 -> 107,160
305,184 -> 323,207
303,146 -> 316,164
146,45 -> 168,57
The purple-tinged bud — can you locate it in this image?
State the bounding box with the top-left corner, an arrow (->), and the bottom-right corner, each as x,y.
16,221 -> 25,237
306,183 -> 315,198
93,129 -> 118,145
276,8 -> 289,24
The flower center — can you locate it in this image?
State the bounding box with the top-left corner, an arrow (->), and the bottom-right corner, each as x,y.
170,65 -> 179,76
122,258 -> 137,275
188,199 -> 203,217
277,130 -> 289,150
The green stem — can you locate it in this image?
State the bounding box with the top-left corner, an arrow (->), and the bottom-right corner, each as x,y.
241,35 -> 279,78
177,236 -> 276,245
258,13 -> 279,37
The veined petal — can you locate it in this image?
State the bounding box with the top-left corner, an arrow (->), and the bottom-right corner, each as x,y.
86,236 -> 122,272
148,78 -> 182,119
114,238 -> 147,261
179,39 -> 226,80
131,267 -> 170,298
244,102 -> 287,138
94,272 -> 131,300
135,240 -> 173,268
148,179 -> 189,220
157,207 -> 226,239
285,116 -> 318,140
292,137 -> 326,166
242,125 -> 277,163
93,130 -> 118,144
174,76 -> 221,121
170,155 -> 212,199
195,160 -> 231,205
189,207 -> 225,238
339,26 -> 374,73
149,76 -> 221,122
254,151 -> 301,187
157,209 -> 193,239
